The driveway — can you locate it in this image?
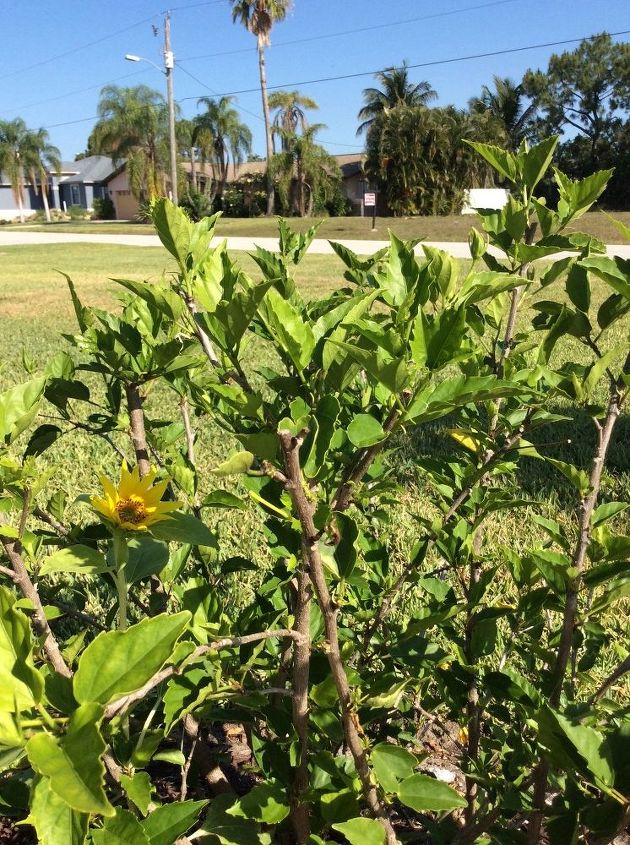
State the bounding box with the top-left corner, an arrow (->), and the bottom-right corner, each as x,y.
0,229 -> 629,259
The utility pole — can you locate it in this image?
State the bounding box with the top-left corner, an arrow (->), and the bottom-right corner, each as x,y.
164,11 -> 178,205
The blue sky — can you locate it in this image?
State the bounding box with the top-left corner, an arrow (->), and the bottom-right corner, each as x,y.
2,0 -> 629,161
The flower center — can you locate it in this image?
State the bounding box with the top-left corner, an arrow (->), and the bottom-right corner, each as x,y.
116,496 -> 148,525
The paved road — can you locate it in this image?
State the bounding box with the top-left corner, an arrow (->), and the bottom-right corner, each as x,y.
1,229 -> 629,259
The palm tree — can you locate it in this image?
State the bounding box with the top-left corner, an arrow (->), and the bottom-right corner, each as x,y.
0,118 -> 32,223
90,85 -> 169,201
268,90 -> 318,151
195,97 -> 252,206
357,62 -> 437,136
230,0 -> 292,214
468,76 -> 536,150
23,128 -> 62,223
270,123 -> 339,216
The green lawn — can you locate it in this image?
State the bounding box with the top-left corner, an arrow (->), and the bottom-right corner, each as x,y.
12,209 -> 630,243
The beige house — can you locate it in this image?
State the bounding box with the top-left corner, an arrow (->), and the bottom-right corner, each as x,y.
103,153 -> 367,219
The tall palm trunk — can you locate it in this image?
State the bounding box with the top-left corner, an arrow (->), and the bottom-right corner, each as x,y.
40,179 -> 51,223
257,36 -> 275,215
190,146 -> 197,192
14,184 -> 25,224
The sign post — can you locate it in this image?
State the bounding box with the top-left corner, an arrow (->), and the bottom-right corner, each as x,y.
364,190 -> 377,231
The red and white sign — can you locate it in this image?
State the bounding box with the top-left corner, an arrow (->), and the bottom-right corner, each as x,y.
363,192 -> 376,207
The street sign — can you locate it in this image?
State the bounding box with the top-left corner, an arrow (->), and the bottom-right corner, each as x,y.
364,192 -> 376,207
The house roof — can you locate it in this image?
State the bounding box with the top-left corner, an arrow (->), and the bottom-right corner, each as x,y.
58,155 -> 118,184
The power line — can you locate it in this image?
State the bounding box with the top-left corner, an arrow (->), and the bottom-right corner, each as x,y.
2,69 -> 151,114
36,28 -> 630,134
0,13 -> 162,82
178,0 -> 519,62
178,28 -> 630,101
176,64 -> 364,150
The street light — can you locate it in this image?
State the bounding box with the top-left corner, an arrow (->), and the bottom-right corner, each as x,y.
124,12 -> 178,204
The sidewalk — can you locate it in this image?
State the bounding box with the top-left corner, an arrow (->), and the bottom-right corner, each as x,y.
1,229 -> 629,259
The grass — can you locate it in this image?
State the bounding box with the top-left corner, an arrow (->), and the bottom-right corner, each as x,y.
11,209 -> 630,243
0,242 -> 628,684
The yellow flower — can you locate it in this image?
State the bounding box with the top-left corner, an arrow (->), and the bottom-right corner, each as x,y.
91,461 -> 181,532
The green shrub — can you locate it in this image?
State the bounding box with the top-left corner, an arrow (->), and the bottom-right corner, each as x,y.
91,196 -> 116,220
0,139 -> 628,845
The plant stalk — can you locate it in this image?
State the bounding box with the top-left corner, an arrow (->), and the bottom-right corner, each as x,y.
278,431 -> 398,845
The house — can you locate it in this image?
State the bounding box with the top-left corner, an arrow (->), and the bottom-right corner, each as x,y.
56,156 -> 118,211
0,155 -> 118,221
0,152 -> 369,221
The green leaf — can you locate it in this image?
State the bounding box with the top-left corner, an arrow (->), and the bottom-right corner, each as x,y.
26,703 -> 113,816
484,667 -> 541,708
397,773 -> 467,812
530,550 -> 573,594
591,502 -> 629,527
92,807 -> 150,845
0,376 -> 47,446
210,451 -> 255,477
26,777 -> 88,845
202,491 -> 248,510
0,586 -> 44,711
123,536 -> 170,584
73,611 -> 190,705
566,263 -> 590,313
39,545 -> 108,578
140,799 -> 208,845
556,169 -> 613,223
196,793 -> 262,845
347,414 -> 385,448
226,782 -> 290,824
522,136 -> 558,192
151,198 -> 193,269
332,817 -> 386,845
371,743 -> 417,794
579,256 -> 630,301
537,706 -> 614,791
546,459 -> 590,495
262,287 -> 315,371
465,141 -> 518,183
153,749 -> 185,766
25,424 -> 63,458
120,771 -> 153,817
150,511 -> 216,547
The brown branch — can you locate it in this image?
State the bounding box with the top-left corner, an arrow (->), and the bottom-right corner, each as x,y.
0,519 -> 72,679
279,434 -> 312,845
33,506 -> 69,537
278,430 -> 397,845
125,382 -> 150,478
182,292 -> 221,366
47,599 -> 107,631
527,364 -> 626,845
104,628 -> 304,720
587,653 -> 630,706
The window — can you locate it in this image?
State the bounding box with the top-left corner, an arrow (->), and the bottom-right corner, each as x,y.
70,184 -> 80,205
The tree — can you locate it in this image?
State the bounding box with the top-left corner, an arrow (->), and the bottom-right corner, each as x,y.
365,105 -> 496,215
194,97 -> 252,208
270,123 -> 340,216
23,128 -> 62,224
357,62 -> 437,136
268,90 -> 318,151
0,118 -> 32,223
468,75 -> 536,150
90,85 -> 170,201
523,33 -> 630,169
231,0 -> 292,215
